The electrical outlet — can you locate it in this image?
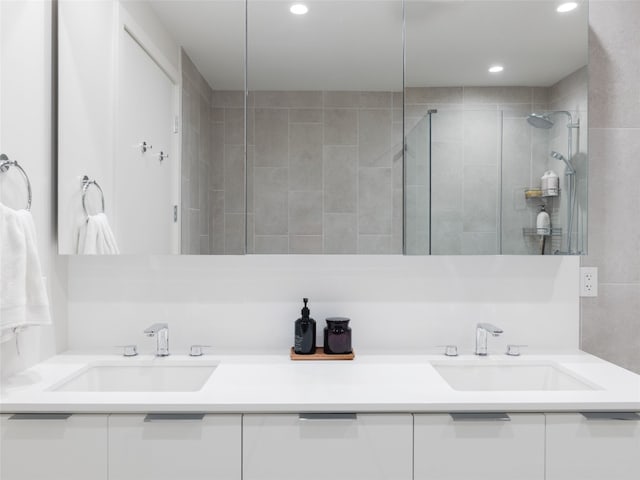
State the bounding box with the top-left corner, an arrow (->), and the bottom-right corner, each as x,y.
580,267 -> 598,297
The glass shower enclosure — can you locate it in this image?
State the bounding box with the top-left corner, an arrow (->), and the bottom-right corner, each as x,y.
404,105 -> 587,255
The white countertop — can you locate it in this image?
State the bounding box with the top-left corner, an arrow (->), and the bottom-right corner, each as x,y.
1,351 -> 639,413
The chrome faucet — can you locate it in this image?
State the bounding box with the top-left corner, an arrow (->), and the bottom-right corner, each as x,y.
475,323 -> 503,356
144,323 -> 169,356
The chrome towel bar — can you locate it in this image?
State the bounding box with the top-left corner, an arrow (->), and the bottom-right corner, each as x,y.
81,175 -> 105,217
0,153 -> 32,211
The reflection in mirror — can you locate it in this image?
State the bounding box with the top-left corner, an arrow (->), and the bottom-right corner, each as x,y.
247,0 -> 404,254
404,0 -> 588,255
58,0 -> 588,256
155,1 -> 247,254
58,0 -> 245,254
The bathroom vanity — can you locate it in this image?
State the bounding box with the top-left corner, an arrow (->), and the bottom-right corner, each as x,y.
2,353 -> 639,480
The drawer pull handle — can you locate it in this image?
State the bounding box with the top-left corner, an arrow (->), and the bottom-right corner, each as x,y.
580,412 -> 640,421
298,413 -> 357,421
144,413 -> 205,422
450,413 -> 511,422
9,413 -> 72,420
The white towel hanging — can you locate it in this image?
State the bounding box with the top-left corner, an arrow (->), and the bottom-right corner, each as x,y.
0,203 -> 51,332
77,213 -> 120,255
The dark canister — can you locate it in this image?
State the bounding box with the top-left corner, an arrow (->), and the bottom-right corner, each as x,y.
294,298 -> 316,354
323,317 -> 352,354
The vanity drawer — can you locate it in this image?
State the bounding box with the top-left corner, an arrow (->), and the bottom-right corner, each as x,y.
414,413 -> 545,480
0,413 -> 107,480
108,413 -> 241,480
243,413 -> 412,480
546,412 -> 640,480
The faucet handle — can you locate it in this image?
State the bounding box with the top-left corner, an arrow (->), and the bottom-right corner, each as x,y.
506,344 -> 528,356
436,345 -> 459,357
116,345 -> 138,357
189,345 -> 213,357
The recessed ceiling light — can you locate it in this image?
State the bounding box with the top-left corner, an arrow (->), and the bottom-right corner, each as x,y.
488,65 -> 504,74
557,2 -> 578,13
290,4 -> 309,15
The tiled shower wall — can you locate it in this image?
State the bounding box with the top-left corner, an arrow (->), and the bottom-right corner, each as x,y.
548,66 -> 588,255
403,73 -> 586,256
581,2 -> 640,374
404,86 -> 553,255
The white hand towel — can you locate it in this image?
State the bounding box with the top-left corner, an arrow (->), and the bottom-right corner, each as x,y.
0,204 -> 51,330
77,213 -> 119,255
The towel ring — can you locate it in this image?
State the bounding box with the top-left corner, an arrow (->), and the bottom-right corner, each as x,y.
0,154 -> 32,211
81,175 -> 105,217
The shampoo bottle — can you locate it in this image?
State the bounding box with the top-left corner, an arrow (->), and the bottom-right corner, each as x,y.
536,205 -> 551,235
541,170 -> 559,196
294,298 -> 316,354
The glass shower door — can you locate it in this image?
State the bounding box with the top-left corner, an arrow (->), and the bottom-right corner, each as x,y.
404,115 -> 431,255
404,108 -> 502,255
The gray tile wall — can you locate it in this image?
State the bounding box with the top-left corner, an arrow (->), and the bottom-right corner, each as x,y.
581,2 -> 640,373
213,90 -> 402,254
181,50 -> 214,254
182,52 -> 246,255
211,90 -> 246,254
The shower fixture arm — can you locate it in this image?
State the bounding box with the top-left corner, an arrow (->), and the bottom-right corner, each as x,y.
527,109 -> 580,254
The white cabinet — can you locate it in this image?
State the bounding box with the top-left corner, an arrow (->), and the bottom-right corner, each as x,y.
108,413 -> 241,480
546,412 -> 640,480
0,413 -> 107,480
414,413 -> 545,480
243,413 -> 412,480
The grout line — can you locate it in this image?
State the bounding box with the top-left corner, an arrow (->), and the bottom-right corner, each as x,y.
287,108 -> 291,253
356,100 -> 360,254
321,94 -> 326,254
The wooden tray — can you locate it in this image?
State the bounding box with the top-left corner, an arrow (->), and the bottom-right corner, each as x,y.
290,347 -> 355,361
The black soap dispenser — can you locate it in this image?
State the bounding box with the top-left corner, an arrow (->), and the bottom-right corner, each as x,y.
294,298 -> 316,354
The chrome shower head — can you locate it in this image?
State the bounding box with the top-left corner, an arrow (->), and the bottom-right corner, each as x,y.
528,110 -> 578,129
527,113 -> 554,129
551,151 -> 576,175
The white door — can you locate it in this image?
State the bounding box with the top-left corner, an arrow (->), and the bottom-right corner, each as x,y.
116,29 -> 178,254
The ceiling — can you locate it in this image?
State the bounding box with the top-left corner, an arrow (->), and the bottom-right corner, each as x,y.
148,0 -> 588,91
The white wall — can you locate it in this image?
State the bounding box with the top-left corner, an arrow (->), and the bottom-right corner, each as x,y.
0,0 -> 68,378
67,255 -> 579,354
57,0 -> 116,253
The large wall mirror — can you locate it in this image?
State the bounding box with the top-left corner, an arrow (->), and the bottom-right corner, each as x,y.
58,0 -> 587,255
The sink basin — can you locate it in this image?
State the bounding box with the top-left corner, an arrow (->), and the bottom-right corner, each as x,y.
51,363 -> 217,392
433,363 -> 596,391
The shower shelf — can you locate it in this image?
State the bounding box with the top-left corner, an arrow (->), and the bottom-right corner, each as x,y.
524,188 -> 559,199
522,227 -> 563,237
